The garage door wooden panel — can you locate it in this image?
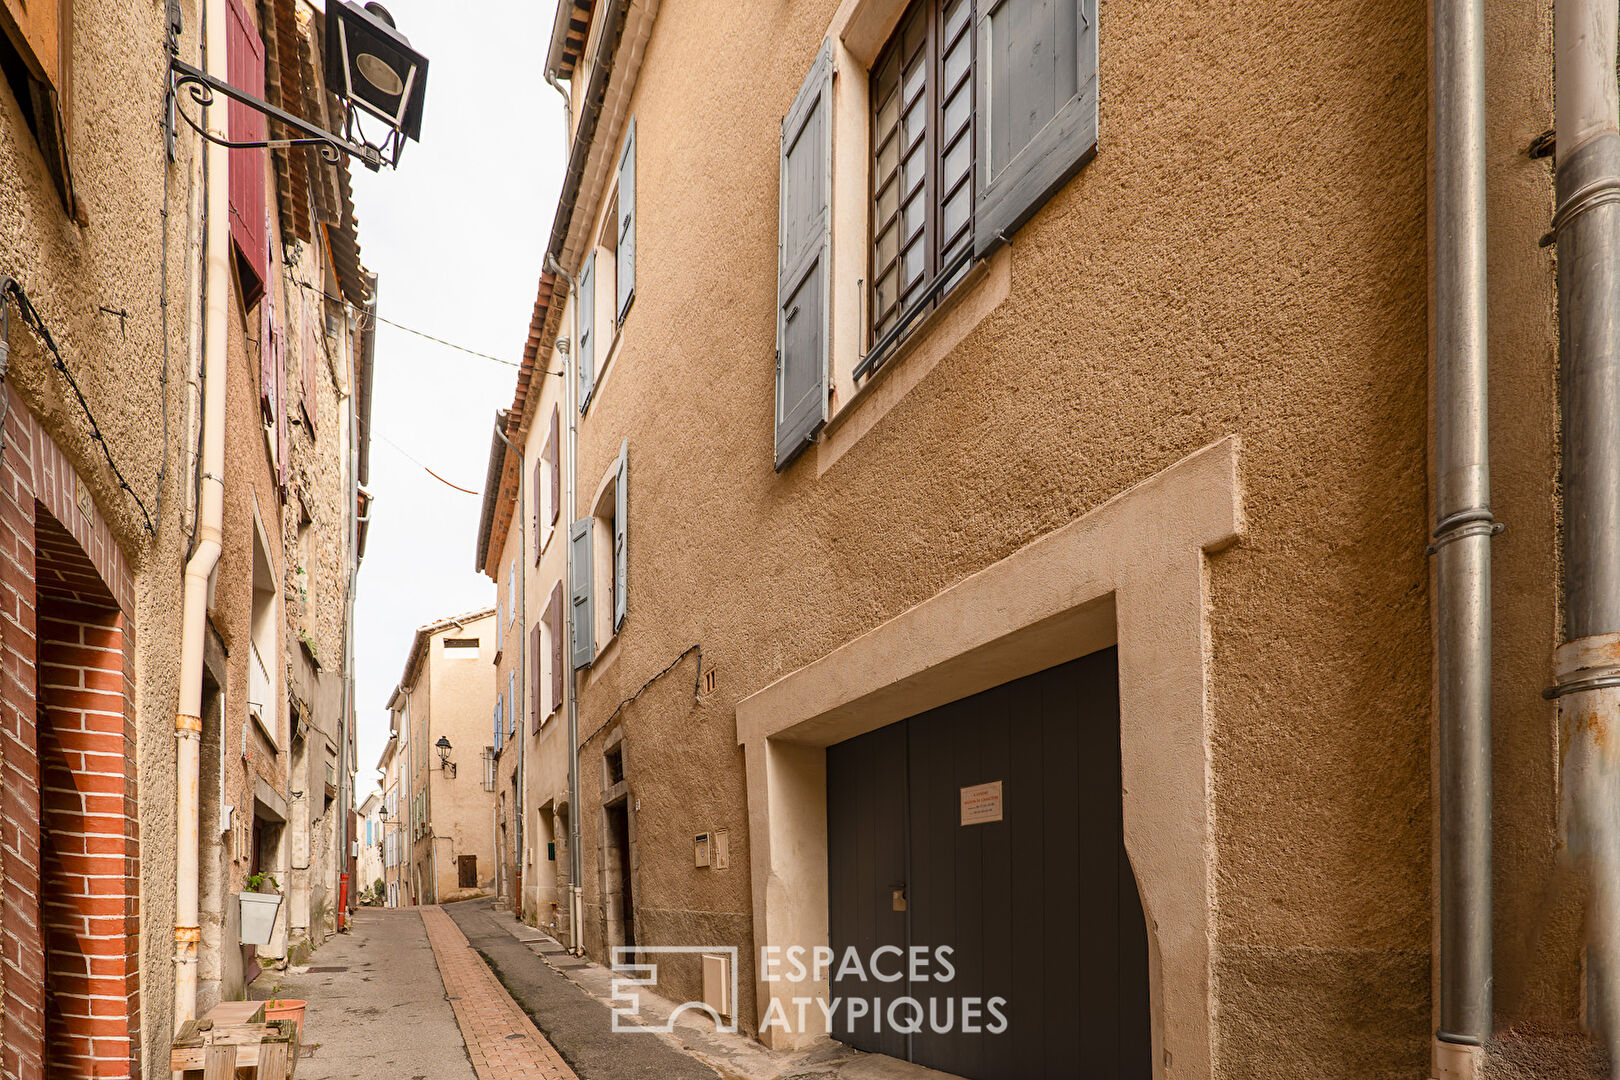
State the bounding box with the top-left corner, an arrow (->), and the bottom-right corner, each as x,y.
827,648 -> 1149,1080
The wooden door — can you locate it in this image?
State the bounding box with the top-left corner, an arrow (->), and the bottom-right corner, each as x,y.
825,649 -> 1150,1080
458,855 -> 477,889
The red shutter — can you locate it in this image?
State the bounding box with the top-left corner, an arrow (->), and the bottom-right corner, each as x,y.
226,0 -> 267,303
547,584 -> 564,713
303,295 -> 319,434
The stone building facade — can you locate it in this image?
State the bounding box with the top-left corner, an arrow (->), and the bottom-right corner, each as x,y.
480,0 -> 1602,1077
384,608 -> 498,906
476,272 -> 574,935
0,0 -> 372,1074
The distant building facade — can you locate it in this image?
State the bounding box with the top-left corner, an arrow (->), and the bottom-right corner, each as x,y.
384,609 -> 499,905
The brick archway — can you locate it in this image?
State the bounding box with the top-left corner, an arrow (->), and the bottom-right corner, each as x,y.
0,391 -> 139,1080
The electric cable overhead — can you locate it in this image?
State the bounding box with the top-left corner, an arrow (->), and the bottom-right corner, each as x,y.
290,279 -> 561,376
373,430 -> 480,495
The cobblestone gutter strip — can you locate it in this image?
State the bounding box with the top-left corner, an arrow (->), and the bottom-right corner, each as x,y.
422,905 -> 581,1080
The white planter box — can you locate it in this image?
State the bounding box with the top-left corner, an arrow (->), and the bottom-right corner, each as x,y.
238,892 -> 283,945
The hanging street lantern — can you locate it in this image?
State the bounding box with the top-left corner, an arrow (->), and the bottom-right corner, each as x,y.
164,0 -> 430,171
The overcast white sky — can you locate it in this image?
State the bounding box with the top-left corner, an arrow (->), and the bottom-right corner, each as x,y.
349,0 -> 565,798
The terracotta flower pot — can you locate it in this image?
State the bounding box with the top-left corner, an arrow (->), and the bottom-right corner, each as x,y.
264,998 -> 307,1039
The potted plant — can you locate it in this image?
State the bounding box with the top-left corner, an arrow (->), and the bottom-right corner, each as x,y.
238,872 -> 282,946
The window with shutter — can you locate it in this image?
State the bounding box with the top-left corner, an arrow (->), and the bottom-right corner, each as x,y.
530,622 -> 543,732
0,0 -> 75,209
617,119 -> 636,322
541,408 -> 560,558
547,583 -> 564,713
225,0 -> 268,306
869,0 -> 975,354
508,672 -> 517,735
302,296 -> 319,435
775,43 -> 834,470
613,440 -> 628,632
577,254 -> 596,412
541,456 -> 554,557
974,0 -> 1097,254
569,518 -> 594,668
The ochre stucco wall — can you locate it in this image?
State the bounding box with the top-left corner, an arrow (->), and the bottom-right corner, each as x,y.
550,0 -> 1574,1075
0,0 -> 204,1070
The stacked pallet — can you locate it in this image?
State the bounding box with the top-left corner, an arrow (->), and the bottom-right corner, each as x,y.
170,1001 -> 300,1079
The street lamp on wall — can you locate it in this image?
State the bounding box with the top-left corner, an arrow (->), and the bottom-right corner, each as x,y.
163,0 -> 429,170
435,736 -> 456,777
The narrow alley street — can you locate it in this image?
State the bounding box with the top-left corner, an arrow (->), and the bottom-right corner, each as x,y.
266,902 -> 949,1080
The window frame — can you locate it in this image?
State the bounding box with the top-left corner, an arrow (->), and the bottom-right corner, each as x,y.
862,0 -> 976,380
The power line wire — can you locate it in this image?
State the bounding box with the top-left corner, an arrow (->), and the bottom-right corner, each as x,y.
291,279 -> 562,376
374,431 -> 480,495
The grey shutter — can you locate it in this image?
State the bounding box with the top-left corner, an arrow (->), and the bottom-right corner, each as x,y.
613,440 -> 628,632
774,43 -> 833,470
617,119 -> 636,322
578,253 -> 596,411
973,0 -> 1098,255
569,517 -> 594,668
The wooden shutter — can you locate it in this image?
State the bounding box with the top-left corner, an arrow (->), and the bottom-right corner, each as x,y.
577,253 -> 596,411
303,296 -> 319,434
530,623 -> 543,732
616,119 -> 636,321
775,43 -> 833,470
541,459 -> 554,557
547,584 -> 564,712
569,518 -> 594,668
546,408 -> 561,526
973,0 -> 1097,255
226,0 -> 268,302
613,440 -> 628,632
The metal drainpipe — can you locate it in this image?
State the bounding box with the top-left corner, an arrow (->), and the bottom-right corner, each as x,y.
1547,0 -> 1620,1063
546,251 -> 584,955
493,420 -> 526,920
1430,0 -> 1496,1069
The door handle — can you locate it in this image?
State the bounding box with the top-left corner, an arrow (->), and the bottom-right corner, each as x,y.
891,884 -> 907,912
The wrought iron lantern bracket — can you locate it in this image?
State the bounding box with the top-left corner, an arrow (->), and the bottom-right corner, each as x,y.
166,54 -> 388,172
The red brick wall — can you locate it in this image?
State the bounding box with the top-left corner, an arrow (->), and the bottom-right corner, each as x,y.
0,389 -> 139,1080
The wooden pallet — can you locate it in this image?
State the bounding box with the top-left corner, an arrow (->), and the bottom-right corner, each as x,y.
170,1003 -> 299,1079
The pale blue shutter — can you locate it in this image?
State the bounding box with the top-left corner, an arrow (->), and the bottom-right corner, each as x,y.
974,0 -> 1098,254
578,253 -> 596,411
617,120 -> 636,321
774,43 -> 833,470
613,440 -> 628,632
569,517 -> 594,668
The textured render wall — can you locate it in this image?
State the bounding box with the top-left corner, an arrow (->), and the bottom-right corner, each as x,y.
0,0 -> 205,1072
555,0 -> 1566,1074
493,531 -> 520,901
425,617 -> 498,897
523,375 -> 571,929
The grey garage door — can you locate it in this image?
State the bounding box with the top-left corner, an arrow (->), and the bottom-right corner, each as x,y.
826,648 -> 1150,1079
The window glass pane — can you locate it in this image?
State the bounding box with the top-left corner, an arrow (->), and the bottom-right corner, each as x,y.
876,131 -> 900,188
943,130 -> 972,188
944,0 -> 971,41
942,183 -> 972,243
943,82 -> 971,142
877,176 -> 900,228
875,222 -> 899,273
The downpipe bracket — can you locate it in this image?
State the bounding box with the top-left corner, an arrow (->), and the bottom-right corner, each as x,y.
1426,508 -> 1505,556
